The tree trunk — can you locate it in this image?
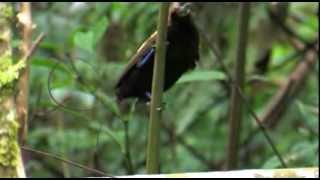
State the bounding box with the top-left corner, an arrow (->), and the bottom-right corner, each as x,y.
0,2 -> 26,178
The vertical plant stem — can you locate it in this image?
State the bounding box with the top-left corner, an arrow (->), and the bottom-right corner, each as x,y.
146,2 -> 170,174
124,120 -> 134,174
57,112 -> 70,177
16,2 -> 32,145
123,100 -> 136,175
226,2 -> 251,170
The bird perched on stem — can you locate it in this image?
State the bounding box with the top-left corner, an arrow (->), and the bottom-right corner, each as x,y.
115,3 -> 199,102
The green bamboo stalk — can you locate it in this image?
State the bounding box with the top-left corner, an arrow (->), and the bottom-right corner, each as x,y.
123,101 -> 136,175
226,2 -> 251,170
146,3 -> 170,174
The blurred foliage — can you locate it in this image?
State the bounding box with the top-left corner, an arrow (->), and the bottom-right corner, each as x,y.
7,2 -> 318,177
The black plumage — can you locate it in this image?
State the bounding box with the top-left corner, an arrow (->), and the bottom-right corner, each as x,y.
115,3 -> 199,102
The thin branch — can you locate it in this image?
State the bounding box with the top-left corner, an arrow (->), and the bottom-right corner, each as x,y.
21,146 -> 113,177
226,2 -> 251,170
261,42 -> 319,127
161,121 -> 216,169
122,102 -> 136,175
29,153 -> 64,177
123,121 -> 134,174
191,13 -> 232,83
200,28 -> 231,82
47,61 -> 94,112
22,32 -> 46,62
236,87 -> 287,168
177,135 -> 216,169
271,43 -> 314,71
268,5 -> 317,52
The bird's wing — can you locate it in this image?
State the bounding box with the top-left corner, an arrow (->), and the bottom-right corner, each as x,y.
115,31 -> 158,87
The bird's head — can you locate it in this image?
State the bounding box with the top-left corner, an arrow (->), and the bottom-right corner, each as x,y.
176,3 -> 191,17
169,3 -> 193,25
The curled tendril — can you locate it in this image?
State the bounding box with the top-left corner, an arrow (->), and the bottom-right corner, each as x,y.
47,58 -> 97,112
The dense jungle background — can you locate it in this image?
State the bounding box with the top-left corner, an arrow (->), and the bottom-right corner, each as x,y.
0,2 -> 318,177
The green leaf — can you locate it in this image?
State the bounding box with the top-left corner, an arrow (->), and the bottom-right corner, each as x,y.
40,41 -> 62,52
95,90 -> 120,116
110,3 -> 129,21
73,16 -> 108,54
271,43 -> 294,65
48,129 -> 93,152
74,31 -> 95,53
296,100 -> 318,132
176,70 -> 226,84
92,16 -> 108,45
31,58 -> 68,73
263,156 -> 282,169
89,122 -> 124,153
284,141 -> 318,166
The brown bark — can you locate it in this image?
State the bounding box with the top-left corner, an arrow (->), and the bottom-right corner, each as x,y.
261,45 -> 318,127
226,2 -> 251,170
16,2 -> 32,145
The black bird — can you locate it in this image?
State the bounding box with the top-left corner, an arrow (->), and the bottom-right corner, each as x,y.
115,3 -> 199,102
